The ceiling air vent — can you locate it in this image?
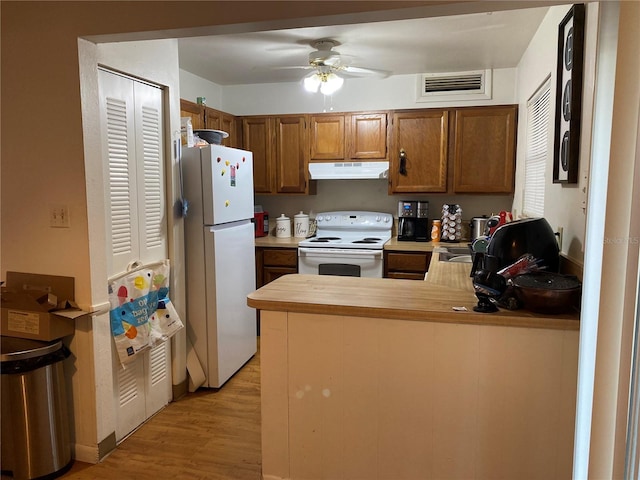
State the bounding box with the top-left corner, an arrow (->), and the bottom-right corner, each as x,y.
417,69 -> 492,102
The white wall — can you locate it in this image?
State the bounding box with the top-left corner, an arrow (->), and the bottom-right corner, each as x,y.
513,4 -> 597,263
180,68 -> 516,115
179,69 -> 223,106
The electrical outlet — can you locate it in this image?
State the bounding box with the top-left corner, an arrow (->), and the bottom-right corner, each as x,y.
556,226 -> 563,251
50,205 -> 70,228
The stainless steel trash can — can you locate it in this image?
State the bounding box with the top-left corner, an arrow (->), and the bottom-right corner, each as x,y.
1,336 -> 73,480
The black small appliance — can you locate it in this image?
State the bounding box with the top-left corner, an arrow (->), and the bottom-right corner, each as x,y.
397,201 -> 417,241
472,217 -> 560,275
414,201 -> 430,242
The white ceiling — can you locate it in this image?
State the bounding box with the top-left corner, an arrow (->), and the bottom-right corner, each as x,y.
177,6 -> 550,86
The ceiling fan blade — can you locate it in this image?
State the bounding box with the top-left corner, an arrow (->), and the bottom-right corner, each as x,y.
339,65 -> 390,78
261,65 -> 315,71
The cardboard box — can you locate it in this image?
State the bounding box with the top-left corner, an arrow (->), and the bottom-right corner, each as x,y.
1,272 -> 89,341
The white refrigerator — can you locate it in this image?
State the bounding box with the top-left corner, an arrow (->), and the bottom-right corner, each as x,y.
182,145 -> 257,388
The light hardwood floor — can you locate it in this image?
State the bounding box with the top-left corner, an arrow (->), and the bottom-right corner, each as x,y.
61,345 -> 261,480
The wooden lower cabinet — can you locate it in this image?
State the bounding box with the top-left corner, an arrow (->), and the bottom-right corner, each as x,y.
255,246 -> 298,335
256,247 -> 298,288
384,251 -> 432,280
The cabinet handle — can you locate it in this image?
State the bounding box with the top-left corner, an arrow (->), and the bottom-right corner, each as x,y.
399,148 -> 408,176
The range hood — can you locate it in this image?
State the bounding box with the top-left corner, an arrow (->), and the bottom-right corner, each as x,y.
308,161 -> 389,180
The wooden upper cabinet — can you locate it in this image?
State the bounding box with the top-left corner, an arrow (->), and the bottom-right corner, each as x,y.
205,107 -> 237,147
180,99 -> 204,130
180,99 -> 239,146
242,116 -> 274,194
310,115 -> 345,160
389,110 -> 449,193
243,115 -> 309,195
204,106 -> 221,130
274,115 -> 309,194
452,105 -> 517,193
348,113 -> 387,159
220,113 -> 238,148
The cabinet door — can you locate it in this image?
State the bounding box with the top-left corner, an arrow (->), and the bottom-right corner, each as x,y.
243,116 -> 274,194
274,115 -> 308,194
348,113 -> 387,159
180,99 -> 204,130
264,266 -> 298,285
310,114 -> 345,160
384,251 -> 432,280
389,110 -> 449,193
452,106 -> 517,193
220,112 -> 237,147
204,106 -> 221,130
205,107 -> 236,147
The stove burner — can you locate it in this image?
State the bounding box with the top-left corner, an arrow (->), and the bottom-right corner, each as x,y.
310,236 -> 341,243
352,237 -> 382,244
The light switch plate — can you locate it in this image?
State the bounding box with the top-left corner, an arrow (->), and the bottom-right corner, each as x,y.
50,205 -> 70,228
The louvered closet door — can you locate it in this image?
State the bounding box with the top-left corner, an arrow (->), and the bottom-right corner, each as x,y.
100,71 -> 140,277
99,70 -> 171,443
132,81 -> 166,265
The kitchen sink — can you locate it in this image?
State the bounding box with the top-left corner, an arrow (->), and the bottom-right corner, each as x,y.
436,245 -> 473,263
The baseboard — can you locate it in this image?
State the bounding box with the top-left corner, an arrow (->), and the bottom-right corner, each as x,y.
98,432 -> 117,460
73,443 -> 100,464
173,379 -> 188,400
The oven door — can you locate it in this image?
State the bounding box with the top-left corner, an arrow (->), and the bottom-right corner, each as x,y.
298,247 -> 384,278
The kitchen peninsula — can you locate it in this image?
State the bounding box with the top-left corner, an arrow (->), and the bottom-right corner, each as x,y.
248,256 -> 579,480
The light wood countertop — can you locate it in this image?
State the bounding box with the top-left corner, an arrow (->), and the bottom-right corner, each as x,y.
254,235 -> 300,248
383,238 -> 470,252
255,235 -> 471,251
248,266 -> 580,330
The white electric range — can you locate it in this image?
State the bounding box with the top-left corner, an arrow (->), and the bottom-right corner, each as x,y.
298,211 -> 393,278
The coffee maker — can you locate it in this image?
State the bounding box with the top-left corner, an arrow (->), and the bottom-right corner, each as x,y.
415,201 -> 429,242
397,201 -> 429,241
397,201 -> 417,241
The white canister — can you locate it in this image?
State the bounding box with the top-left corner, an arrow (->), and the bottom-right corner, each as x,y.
275,214 -> 291,238
293,211 -> 310,238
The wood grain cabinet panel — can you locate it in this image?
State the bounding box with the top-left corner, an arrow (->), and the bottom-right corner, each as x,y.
180,99 -> 204,130
310,115 -> 345,160
243,115 -> 309,195
384,251 -> 432,280
256,247 -> 298,288
205,107 -> 238,147
452,105 -> 517,193
242,116 -> 274,194
389,110 -> 449,193
180,99 -> 239,146
348,113 -> 388,159
274,115 -> 309,194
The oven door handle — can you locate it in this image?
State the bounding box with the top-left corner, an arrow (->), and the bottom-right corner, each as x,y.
298,248 -> 383,258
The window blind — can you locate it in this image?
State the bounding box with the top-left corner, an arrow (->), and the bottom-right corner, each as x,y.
523,77 -> 551,218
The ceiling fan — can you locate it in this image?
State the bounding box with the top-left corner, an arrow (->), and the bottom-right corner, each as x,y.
276,39 -> 390,95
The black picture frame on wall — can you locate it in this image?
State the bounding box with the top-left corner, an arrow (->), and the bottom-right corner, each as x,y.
553,3 -> 585,184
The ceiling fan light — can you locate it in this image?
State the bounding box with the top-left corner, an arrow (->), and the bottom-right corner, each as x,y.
320,73 -> 344,95
303,73 -> 321,92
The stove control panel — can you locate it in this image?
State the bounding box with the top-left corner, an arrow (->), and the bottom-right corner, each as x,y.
315,211 -> 393,230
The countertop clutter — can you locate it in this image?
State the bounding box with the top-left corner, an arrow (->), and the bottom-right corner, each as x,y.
248,253 -> 579,330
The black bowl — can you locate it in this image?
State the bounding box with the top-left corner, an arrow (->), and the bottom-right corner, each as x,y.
194,129 -> 228,145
